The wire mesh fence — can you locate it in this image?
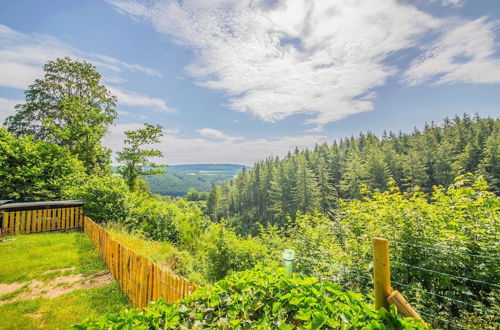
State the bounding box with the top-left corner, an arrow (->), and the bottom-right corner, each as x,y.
310,238 -> 499,329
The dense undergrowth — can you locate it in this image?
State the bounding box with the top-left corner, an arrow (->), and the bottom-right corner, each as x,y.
75,267 -> 426,329
72,174 -> 499,328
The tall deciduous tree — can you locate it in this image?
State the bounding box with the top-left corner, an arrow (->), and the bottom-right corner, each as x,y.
5,57 -> 117,174
117,123 -> 165,191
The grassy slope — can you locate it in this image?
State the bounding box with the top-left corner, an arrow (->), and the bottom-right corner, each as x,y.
0,232 -> 130,329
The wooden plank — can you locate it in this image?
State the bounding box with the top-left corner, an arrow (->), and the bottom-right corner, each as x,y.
13,210 -> 20,234
70,207 -> 75,228
48,209 -> 53,231
18,211 -> 25,234
51,208 -> 56,230
154,264 -> 160,301
56,208 -> 61,230
43,209 -> 47,232
30,210 -> 36,233
76,208 -> 82,227
39,208 -> 44,232
45,209 -> 50,231
2,211 -> 9,233
36,209 -> 41,233
65,207 -> 69,229
387,290 -> 427,327
4,212 -> 11,234
62,208 -> 67,230
28,210 -> 34,233
153,263 -> 158,302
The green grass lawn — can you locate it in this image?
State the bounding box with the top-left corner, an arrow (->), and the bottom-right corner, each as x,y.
0,232 -> 106,283
0,232 -> 130,329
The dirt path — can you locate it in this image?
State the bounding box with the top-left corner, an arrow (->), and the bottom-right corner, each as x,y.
0,270 -> 114,305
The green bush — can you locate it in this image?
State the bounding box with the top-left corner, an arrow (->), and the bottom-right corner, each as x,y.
197,223 -> 269,282
75,266 -> 426,329
336,175 -> 500,328
0,127 -> 86,201
67,175 -> 131,223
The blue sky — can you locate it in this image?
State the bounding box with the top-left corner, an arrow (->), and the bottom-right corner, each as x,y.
0,0 -> 499,165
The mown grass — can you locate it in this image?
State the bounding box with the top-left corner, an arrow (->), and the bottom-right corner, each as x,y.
0,283 -> 129,330
0,232 -> 106,283
0,232 -> 131,329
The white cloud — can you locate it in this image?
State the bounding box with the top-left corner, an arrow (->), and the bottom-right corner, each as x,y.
107,86 -> 176,113
439,0 -> 466,8
0,24 -> 172,114
0,97 -> 22,124
105,123 -> 326,165
405,18 -> 500,85
108,0 -> 442,129
197,128 -> 243,141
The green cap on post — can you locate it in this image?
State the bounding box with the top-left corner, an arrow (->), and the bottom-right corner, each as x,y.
283,249 -> 295,277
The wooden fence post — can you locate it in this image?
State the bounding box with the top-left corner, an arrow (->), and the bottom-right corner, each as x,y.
372,237 -> 391,310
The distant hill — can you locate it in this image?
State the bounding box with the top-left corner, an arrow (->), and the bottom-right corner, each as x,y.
144,164 -> 247,197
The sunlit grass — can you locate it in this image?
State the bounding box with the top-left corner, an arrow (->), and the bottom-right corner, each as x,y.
0,232 -> 107,284
0,283 -> 129,330
0,232 -> 131,329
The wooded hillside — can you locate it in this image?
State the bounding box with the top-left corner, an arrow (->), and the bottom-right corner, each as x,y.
206,115 -> 499,234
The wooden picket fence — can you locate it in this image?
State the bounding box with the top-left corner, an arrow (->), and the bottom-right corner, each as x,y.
84,217 -> 198,308
1,207 -> 84,234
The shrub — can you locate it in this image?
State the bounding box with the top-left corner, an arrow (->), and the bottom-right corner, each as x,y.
197,223 -> 269,282
336,175 -> 500,328
0,127 -> 86,201
75,266 -> 426,329
67,175 -> 131,223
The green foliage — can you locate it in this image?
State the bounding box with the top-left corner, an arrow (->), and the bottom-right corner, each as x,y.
336,175 -> 500,328
207,115 -> 499,233
75,267 -> 426,329
0,232 -> 107,284
0,127 -> 86,201
185,188 -> 208,201
67,175 -> 132,224
5,57 -> 117,175
117,123 -> 165,191
145,164 -> 245,197
197,223 -> 269,282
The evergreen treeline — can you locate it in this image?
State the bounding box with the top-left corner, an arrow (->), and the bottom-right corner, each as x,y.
207,114 -> 499,234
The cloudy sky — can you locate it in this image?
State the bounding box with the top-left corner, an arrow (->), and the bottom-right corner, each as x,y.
0,0 -> 499,165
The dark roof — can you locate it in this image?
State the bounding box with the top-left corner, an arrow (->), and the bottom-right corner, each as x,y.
0,200 -> 13,206
0,200 -> 85,210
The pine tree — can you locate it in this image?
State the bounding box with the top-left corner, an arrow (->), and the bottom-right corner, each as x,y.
478,125 -> 500,193
292,155 -> 320,214
363,148 -> 390,191
340,149 -> 364,199
316,156 -> 338,215
269,163 -> 291,224
402,150 -> 428,189
207,183 -> 222,221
